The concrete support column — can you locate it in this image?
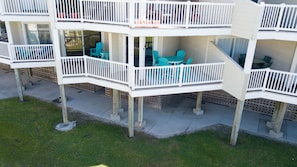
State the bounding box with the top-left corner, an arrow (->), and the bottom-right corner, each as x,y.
230,100 -> 245,146
128,95 -> 135,137
267,102 -> 288,138
266,102 -> 281,128
111,89 -> 122,121
14,69 -> 24,102
59,84 -> 68,123
55,84 -> 76,131
193,92 -> 204,115
135,97 -> 146,129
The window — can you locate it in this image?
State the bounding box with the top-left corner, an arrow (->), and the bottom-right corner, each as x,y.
25,24 -> 51,44
0,21 -> 8,42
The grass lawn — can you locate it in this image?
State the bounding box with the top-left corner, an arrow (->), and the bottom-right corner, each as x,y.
0,97 -> 297,167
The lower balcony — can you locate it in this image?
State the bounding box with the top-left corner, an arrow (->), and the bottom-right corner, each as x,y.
9,44 -> 55,68
61,56 -> 224,97
247,68 -> 297,105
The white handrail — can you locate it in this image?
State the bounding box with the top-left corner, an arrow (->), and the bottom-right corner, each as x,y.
0,42 -> 9,59
55,0 -> 234,28
248,68 -> 297,96
10,44 -> 54,62
61,56 -> 224,90
260,4 -> 297,32
133,62 -> 224,89
0,0 -> 48,15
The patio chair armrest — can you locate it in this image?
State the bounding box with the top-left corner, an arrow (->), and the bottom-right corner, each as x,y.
90,48 -> 96,53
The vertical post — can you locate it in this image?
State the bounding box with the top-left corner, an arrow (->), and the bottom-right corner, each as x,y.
243,39 -> 257,73
111,89 -> 121,121
14,69 -> 24,102
128,35 -> 135,88
185,0 -> 191,28
262,68 -> 270,91
178,64 -> 184,86
79,0 -> 83,22
139,36 -> 145,80
230,100 -> 245,146
273,102 -> 287,133
128,94 -> 134,137
135,96 -> 145,128
59,84 -> 68,123
129,0 -> 135,28
266,101 -> 280,129
268,102 -> 287,138
193,92 -> 204,115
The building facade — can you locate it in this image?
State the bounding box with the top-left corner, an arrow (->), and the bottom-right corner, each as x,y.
1,0 -> 297,145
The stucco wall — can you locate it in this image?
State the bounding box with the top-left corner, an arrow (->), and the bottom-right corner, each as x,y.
179,36 -> 215,64
208,42 -> 248,100
232,0 -> 262,39
160,37 -> 179,56
255,40 -> 297,71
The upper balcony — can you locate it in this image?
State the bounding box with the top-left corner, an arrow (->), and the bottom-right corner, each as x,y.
54,0 -> 234,34
260,3 -> 297,33
0,0 -> 48,16
232,0 -> 297,40
0,0 -> 49,21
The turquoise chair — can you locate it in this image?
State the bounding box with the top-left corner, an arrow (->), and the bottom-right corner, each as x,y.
263,55 -> 273,68
153,50 -> 159,66
176,50 -> 185,60
100,51 -> 109,60
157,57 -> 169,66
184,57 -> 193,64
90,42 -> 103,58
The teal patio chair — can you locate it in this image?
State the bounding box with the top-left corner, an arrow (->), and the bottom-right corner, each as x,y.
153,50 -> 159,66
238,54 -> 246,67
90,42 -> 103,58
263,55 -> 273,68
176,50 -> 185,60
157,57 -> 169,66
184,57 -> 193,64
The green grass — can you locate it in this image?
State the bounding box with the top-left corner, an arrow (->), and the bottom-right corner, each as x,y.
1,97 -> 297,167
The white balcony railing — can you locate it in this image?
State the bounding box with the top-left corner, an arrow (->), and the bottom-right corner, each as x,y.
55,0 -> 234,28
10,44 -> 54,62
61,56 -> 224,90
0,0 -> 48,15
260,4 -> 297,32
134,63 -> 224,89
0,42 -> 10,59
248,68 -> 297,96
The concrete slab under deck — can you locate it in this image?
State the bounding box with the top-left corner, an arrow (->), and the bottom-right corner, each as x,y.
1,69 -> 297,145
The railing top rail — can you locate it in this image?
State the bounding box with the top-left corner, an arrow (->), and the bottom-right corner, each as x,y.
11,44 -> 53,47
262,3 -> 297,8
251,68 -> 297,75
